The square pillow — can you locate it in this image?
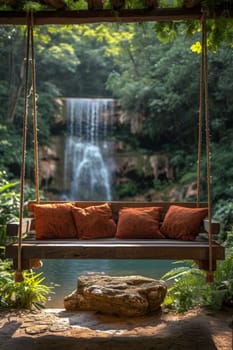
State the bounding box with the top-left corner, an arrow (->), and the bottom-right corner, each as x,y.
34,203 -> 77,239
160,205 -> 208,241
115,207 -> 165,239
71,203 -> 116,240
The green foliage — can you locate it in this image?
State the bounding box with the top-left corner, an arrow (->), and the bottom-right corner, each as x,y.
162,261 -> 209,312
115,180 -> 138,198
162,250 -> 233,313
207,250 -> 233,310
64,0 -> 87,9
0,259 -> 51,310
0,22 -> 232,205
0,171 -> 20,245
214,200 -> 233,244
22,1 -> 47,11
0,170 -> 46,246
179,172 -> 197,185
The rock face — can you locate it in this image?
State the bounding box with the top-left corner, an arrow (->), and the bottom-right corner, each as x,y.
64,275 -> 167,317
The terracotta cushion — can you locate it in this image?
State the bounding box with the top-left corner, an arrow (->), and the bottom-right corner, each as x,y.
116,207 -> 165,239
72,203 -> 116,240
34,203 -> 77,239
160,205 -> 208,241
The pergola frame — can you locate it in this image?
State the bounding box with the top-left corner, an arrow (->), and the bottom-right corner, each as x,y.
0,7 -> 232,25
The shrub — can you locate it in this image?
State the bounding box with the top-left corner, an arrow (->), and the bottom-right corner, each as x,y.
162,249 -> 233,313
0,259 -> 52,310
115,180 -> 138,198
162,261 -> 210,313
0,170 -> 20,246
214,200 -> 233,243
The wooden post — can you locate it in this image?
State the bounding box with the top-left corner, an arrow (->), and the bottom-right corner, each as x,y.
145,0 -> 158,9
42,0 -> 66,9
110,0 -> 125,10
87,0 -> 104,10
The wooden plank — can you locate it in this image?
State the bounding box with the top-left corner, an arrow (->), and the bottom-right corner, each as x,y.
6,218 -> 33,236
203,218 -> 220,235
5,239 -> 225,261
0,8 -> 203,25
6,200 -> 223,272
0,7 -> 232,25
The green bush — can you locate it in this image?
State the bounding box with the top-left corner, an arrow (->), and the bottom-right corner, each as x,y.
0,259 -> 52,310
115,180 -> 138,198
162,261 -> 210,313
162,249 -> 233,313
0,170 -> 20,245
214,200 -> 233,243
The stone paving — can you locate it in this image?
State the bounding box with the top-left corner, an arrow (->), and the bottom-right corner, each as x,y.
0,307 -> 232,350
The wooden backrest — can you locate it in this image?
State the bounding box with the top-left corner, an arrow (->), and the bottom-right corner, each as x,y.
7,201 -> 220,236
27,200 -> 220,235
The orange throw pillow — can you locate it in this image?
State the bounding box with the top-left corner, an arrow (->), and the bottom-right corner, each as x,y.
71,203 -> 116,240
34,203 -> 77,239
161,205 -> 208,241
116,207 -> 165,239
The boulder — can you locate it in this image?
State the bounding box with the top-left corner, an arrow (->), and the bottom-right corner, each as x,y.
64,275 -> 167,317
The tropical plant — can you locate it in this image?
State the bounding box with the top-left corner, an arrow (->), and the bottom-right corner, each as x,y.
162,249 -> 233,313
0,258 -> 52,310
0,170 -> 20,246
162,261 -> 210,313
207,249 -> 233,310
214,200 -> 233,244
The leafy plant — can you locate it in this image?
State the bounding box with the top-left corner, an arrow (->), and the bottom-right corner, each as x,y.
115,180 -> 138,198
208,249 -> 233,310
0,259 -> 52,310
0,170 -> 20,245
162,261 -> 210,313
162,250 -> 233,312
214,200 -> 233,243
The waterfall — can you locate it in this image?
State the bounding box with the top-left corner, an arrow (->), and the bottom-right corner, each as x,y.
64,98 -> 114,201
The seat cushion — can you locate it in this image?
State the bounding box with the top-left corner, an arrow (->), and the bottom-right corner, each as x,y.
34,203 -> 77,239
116,207 -> 165,239
72,203 -> 116,240
161,205 -> 208,240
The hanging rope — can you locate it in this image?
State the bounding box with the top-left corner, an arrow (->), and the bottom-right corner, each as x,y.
196,22 -> 204,207
30,12 -> 40,203
201,8 -> 214,283
15,16 -> 31,282
15,12 -> 40,282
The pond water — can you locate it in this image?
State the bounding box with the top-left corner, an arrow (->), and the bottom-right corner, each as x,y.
40,259 -> 175,308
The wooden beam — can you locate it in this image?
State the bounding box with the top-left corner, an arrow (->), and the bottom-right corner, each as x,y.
5,238 -> 225,261
0,8 -> 204,25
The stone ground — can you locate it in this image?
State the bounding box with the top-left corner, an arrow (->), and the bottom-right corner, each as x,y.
0,307 -> 232,350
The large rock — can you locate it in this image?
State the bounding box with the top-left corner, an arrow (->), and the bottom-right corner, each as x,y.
64,275 -> 167,317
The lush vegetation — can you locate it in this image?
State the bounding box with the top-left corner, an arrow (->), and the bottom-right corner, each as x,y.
0,23 -> 232,204
0,258 -> 51,310
0,171 -> 20,247
162,250 -> 233,313
0,13 -> 232,310
0,172 -> 51,310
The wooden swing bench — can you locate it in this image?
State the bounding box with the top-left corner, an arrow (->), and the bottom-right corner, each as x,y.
6,201 -> 225,272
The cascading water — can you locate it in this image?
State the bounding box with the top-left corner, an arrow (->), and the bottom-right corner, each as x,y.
64,98 -> 114,200
42,98 -> 174,308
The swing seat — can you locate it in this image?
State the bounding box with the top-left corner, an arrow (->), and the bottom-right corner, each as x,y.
6,201 -> 225,271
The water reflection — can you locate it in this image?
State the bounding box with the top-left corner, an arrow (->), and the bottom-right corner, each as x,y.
40,259 -> 174,308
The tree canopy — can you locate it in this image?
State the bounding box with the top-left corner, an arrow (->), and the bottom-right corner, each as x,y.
0,19 -> 232,203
